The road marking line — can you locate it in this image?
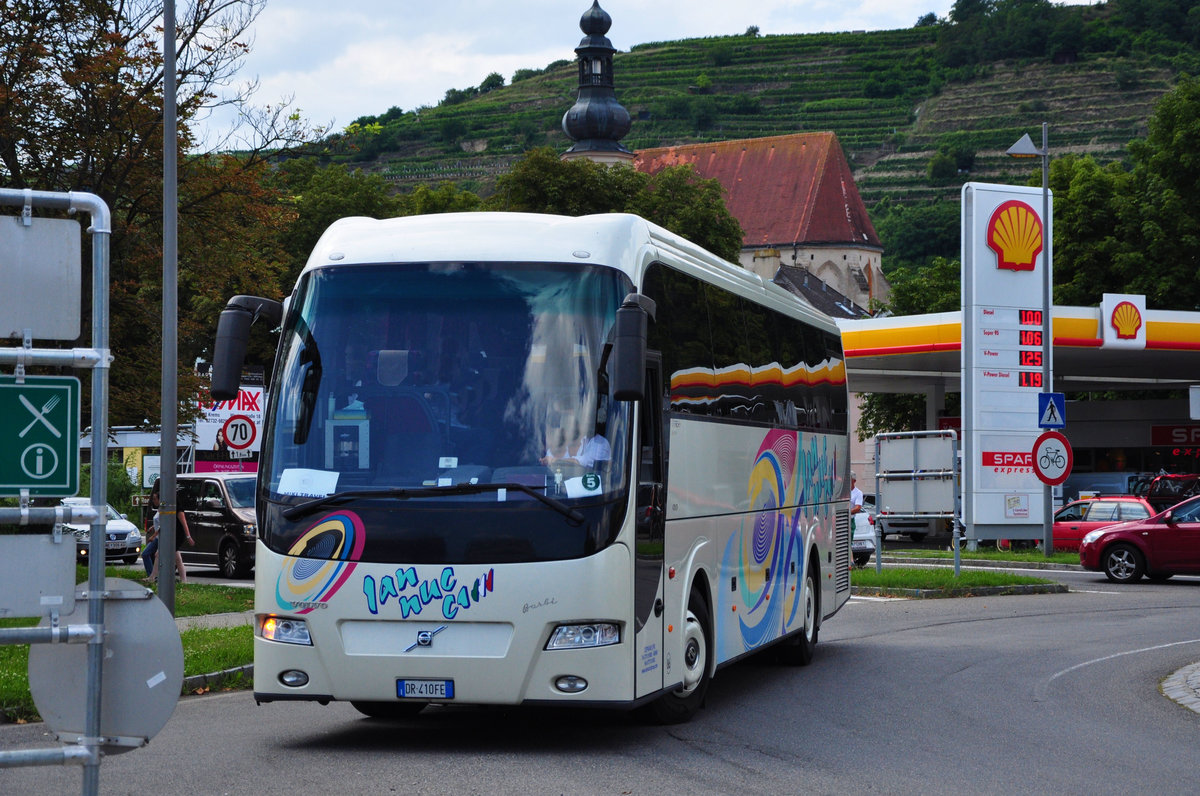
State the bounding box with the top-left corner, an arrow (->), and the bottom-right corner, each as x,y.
1035,637 -> 1200,701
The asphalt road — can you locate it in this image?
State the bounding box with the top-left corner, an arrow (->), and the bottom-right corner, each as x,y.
3,570 -> 1199,795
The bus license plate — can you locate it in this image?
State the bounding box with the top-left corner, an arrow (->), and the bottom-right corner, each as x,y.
397,679 -> 454,699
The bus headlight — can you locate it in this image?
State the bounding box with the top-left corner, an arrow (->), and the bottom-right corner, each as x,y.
259,616 -> 312,646
546,623 -> 620,650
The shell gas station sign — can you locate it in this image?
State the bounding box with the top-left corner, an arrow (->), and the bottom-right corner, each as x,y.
961,183 -> 1052,540
1101,293 -> 1146,349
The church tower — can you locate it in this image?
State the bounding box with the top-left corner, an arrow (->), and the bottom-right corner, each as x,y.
561,1 -> 633,165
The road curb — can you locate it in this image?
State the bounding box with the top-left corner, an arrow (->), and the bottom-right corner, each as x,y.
183,664 -> 254,694
1162,662 -> 1200,715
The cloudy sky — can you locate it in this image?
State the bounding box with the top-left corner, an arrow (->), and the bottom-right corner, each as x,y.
199,0 -> 1094,143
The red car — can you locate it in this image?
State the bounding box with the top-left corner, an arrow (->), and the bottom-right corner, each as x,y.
1052,496 -> 1155,552
1079,494 -> 1200,583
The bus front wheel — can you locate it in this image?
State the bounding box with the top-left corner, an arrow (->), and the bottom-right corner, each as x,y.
647,592 -> 711,724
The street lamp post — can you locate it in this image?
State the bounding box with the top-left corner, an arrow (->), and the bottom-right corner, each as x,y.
1007,122 -> 1053,555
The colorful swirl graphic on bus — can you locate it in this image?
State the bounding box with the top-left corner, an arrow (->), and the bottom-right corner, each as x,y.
274,511 -> 366,614
719,430 -> 838,656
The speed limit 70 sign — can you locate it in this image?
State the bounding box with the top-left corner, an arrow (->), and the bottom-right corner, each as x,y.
221,414 -> 257,451
1032,430 -> 1072,486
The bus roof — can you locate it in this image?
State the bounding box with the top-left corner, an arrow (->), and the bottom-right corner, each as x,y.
304,212 -> 839,335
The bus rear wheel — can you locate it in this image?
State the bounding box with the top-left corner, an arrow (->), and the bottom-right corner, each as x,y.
647,592 -> 710,724
778,561 -> 819,666
351,700 -> 427,719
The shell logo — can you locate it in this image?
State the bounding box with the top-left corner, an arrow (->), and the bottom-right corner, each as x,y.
987,200 -> 1043,272
1110,300 -> 1143,339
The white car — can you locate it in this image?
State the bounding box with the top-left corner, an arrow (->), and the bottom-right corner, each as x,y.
852,498 -> 876,566
59,498 -> 143,565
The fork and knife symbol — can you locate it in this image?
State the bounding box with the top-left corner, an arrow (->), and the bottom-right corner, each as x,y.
19,393 -> 62,439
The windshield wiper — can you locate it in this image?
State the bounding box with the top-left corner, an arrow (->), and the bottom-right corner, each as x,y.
282,482 -> 585,525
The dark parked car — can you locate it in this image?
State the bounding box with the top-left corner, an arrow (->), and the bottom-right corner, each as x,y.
175,473 -> 258,578
1079,494 -> 1200,583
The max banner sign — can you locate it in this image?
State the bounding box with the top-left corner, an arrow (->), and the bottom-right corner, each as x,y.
197,385 -> 264,452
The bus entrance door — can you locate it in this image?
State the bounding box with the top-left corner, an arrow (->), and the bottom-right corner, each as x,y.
633,357 -> 666,699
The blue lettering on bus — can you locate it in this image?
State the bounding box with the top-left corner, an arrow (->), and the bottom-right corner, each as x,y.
398,594 -> 424,618
362,567 -> 496,618
418,578 -> 443,604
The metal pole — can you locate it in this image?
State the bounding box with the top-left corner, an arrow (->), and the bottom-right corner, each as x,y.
1041,121 -> 1054,556
82,192 -> 111,796
0,189 -> 111,790
159,0 -> 179,612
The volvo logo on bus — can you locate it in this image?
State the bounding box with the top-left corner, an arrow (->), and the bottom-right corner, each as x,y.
405,625 -> 447,652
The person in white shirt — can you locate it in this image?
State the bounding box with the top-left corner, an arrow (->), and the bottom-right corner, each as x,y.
541,411 -> 610,469
850,472 -> 864,515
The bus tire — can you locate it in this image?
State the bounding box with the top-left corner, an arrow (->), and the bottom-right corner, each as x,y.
647,591 -> 711,724
351,700 -> 427,719
779,561 -> 819,666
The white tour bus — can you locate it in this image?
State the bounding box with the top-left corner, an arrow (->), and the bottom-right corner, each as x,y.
210,212 -> 851,723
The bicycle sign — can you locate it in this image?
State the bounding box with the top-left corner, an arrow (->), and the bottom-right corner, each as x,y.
1032,430 -> 1072,486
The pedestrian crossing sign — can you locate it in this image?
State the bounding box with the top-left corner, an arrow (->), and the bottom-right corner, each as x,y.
1038,392 -> 1066,429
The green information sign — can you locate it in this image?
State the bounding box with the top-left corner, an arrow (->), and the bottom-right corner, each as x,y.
0,375 -> 80,496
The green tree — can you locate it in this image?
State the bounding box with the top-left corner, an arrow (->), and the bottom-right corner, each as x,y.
1044,76 -> 1200,310
625,164 -> 744,262
926,152 -> 959,184
488,148 -> 743,262
271,162 -> 401,281
872,198 -> 960,274
0,0 -> 321,425
479,72 -> 505,92
856,256 -> 961,438
439,116 -> 469,143
488,148 -> 637,216
398,182 -> 484,216
1116,77 -> 1200,308
1043,155 -> 1129,306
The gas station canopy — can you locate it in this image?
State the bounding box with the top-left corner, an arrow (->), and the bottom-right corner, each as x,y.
839,304 -> 1200,395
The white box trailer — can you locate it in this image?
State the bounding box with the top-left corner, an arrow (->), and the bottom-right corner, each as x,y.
874,430 -> 959,541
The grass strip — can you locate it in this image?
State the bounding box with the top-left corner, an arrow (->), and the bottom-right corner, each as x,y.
883,548 -> 1078,565
1,581 -> 254,724
852,565 -> 1057,594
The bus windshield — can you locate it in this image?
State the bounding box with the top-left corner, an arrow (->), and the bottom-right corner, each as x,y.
259,260 -> 634,564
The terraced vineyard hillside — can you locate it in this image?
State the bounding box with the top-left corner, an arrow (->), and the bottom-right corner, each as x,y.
857,59 -> 1176,205
331,23 -> 1190,209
